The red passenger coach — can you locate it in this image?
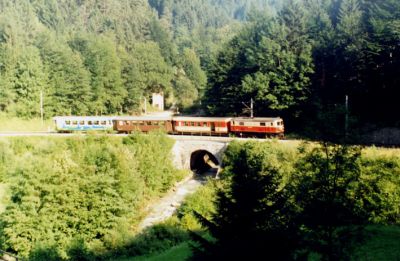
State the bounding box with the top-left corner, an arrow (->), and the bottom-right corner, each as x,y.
172,117 -> 232,136
230,117 -> 284,138
114,116 -> 173,133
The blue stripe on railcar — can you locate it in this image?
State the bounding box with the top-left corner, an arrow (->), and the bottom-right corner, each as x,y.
58,125 -> 112,131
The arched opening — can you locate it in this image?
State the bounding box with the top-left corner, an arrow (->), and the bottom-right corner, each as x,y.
190,150 -> 219,174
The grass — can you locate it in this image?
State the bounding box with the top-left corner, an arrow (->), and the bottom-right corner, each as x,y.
114,242 -> 192,261
352,225 -> 400,261
363,145 -> 400,158
0,116 -> 53,132
117,225 -> 400,261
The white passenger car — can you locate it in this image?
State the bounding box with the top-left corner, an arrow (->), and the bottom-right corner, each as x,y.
53,116 -> 114,132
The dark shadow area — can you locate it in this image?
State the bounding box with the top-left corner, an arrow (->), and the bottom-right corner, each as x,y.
193,167 -> 219,183
190,150 -> 219,174
28,224 -> 190,261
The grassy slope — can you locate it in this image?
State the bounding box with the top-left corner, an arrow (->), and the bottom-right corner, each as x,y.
0,117 -> 53,132
120,225 -> 400,261
115,243 -> 192,261
352,225 -> 400,261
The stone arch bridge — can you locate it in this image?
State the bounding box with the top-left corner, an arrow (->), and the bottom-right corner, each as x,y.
171,138 -> 230,172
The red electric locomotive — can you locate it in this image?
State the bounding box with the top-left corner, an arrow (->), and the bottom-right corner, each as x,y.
229,117 -> 284,138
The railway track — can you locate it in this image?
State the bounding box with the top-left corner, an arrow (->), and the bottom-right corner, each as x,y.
0,131 -> 288,143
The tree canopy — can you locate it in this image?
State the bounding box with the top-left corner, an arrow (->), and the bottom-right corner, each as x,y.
0,0 -> 398,133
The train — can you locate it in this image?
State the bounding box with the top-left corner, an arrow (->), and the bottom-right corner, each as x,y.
53,115 -> 284,138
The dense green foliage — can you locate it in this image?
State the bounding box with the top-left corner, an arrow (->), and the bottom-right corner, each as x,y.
292,144 -> 368,259
205,4 -> 314,115
0,0 -> 398,134
0,0 -> 212,116
0,134 -> 184,259
189,141 -> 400,260
191,141 -> 299,260
204,0 -> 400,135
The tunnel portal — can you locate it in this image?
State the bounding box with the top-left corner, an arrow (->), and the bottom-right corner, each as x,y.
190,150 -> 219,174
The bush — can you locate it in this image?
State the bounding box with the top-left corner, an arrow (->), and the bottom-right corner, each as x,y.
0,133 -> 183,259
118,224 -> 189,258
358,151 -> 400,223
188,141 -> 400,260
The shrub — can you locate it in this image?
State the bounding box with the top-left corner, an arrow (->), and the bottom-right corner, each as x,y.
0,133 -> 183,259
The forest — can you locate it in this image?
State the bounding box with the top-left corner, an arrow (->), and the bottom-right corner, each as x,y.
0,1 -> 399,259
0,0 -> 398,140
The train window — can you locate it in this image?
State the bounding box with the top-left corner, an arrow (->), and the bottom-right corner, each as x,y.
72,121 -> 78,125
79,121 -> 85,125
138,121 -> 144,125
239,122 -> 244,126
190,122 -> 194,126
159,121 -> 165,126
119,121 -> 123,126
124,121 -> 130,126
271,122 -> 274,126
94,121 -> 100,125
196,122 -> 201,126
88,121 -> 93,125
101,121 -> 107,125
109,121 -> 112,125
147,121 -> 152,125
260,122 -> 266,126
204,122 -> 208,126
65,120 -> 71,125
